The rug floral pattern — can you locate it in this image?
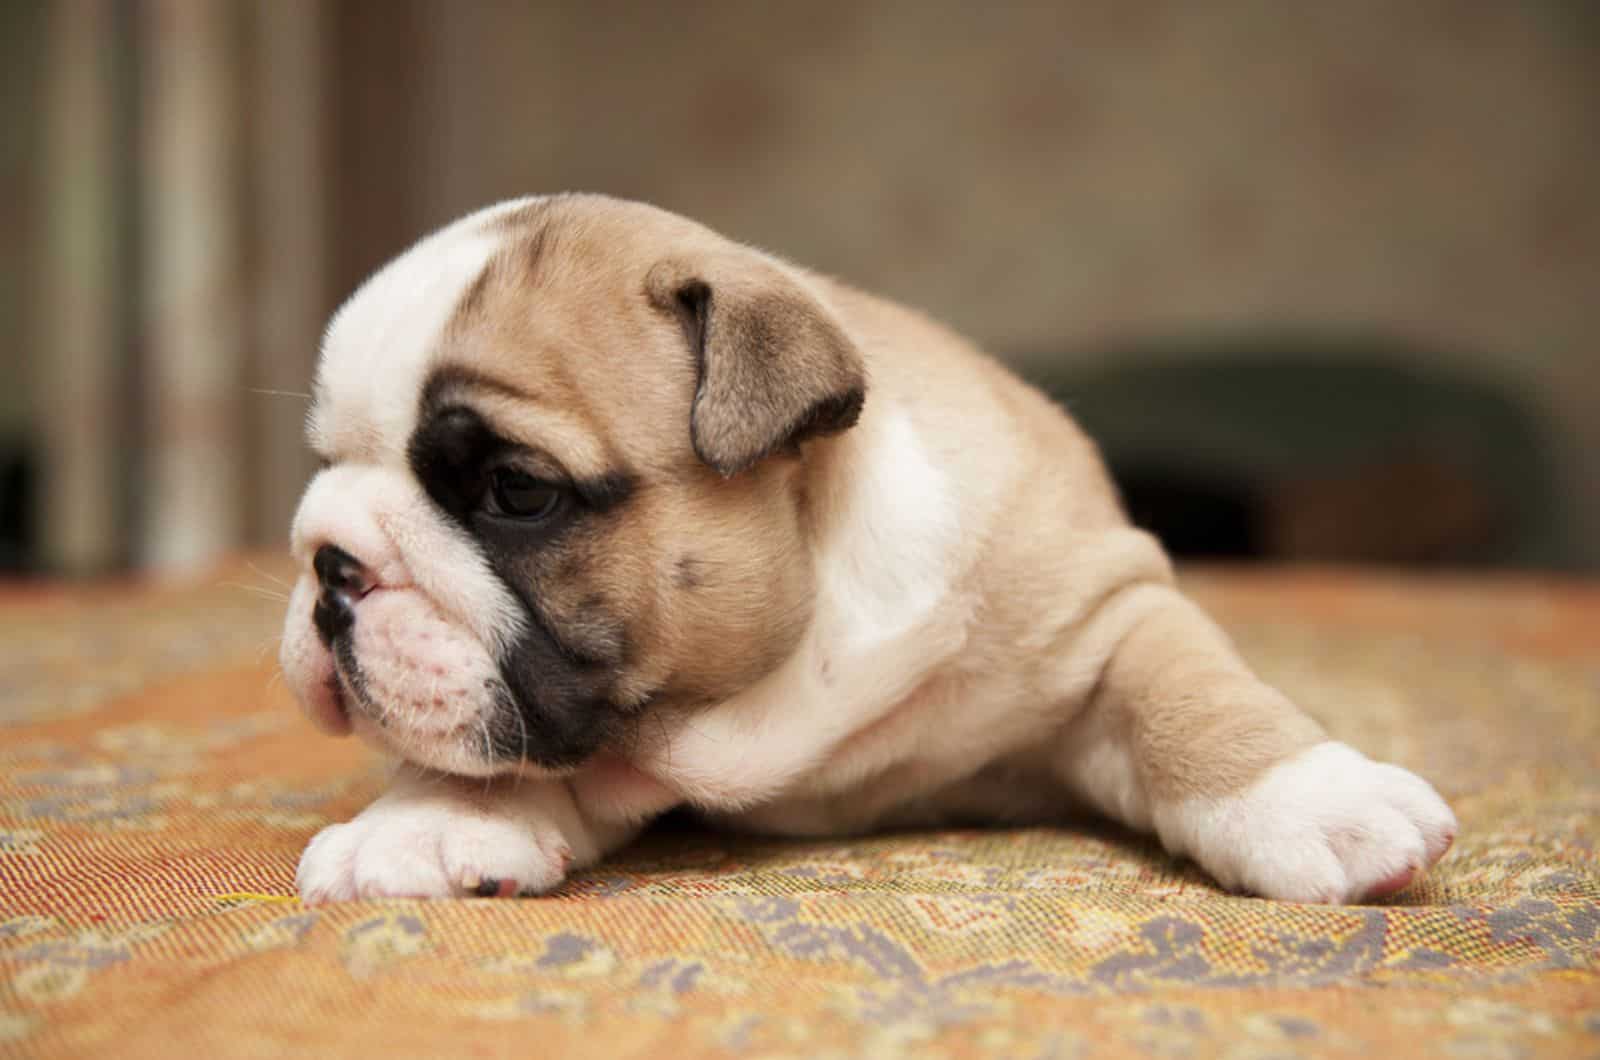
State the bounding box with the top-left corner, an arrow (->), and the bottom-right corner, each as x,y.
1,566 -> 1597,1058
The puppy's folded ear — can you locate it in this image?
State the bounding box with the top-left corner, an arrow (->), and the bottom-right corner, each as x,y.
647,257 -> 866,477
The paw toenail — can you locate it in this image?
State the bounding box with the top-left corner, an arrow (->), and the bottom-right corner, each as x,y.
471,877 -> 518,898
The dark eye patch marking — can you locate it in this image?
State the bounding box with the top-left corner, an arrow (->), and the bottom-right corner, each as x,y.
406,363 -> 641,769
407,404 -> 506,516
572,471 -> 636,512
407,370 -> 635,524
495,628 -> 626,769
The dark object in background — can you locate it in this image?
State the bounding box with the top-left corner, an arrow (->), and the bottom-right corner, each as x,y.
1113,468 -> 1264,560
1039,338 -> 1570,569
0,441 -> 33,573
1261,453 -> 1500,565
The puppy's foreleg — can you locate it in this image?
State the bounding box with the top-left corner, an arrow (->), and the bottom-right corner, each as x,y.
1056,584 -> 1455,904
296,765 -> 641,902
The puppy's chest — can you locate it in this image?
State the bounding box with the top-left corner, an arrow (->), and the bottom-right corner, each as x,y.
781,663 -> 1063,820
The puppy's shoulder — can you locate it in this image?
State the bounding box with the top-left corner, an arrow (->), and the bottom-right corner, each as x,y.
809,273 -> 1125,533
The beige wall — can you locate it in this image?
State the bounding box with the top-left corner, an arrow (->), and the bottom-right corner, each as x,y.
0,1 -> 44,437
10,1 -> 1598,570
414,2 -> 1599,561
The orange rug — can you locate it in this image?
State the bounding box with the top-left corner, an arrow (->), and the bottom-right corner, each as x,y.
2,561 -> 1597,1058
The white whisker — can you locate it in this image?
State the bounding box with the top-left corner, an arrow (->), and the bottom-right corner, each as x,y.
246,561 -> 295,590
223,581 -> 290,604
512,697 -> 530,791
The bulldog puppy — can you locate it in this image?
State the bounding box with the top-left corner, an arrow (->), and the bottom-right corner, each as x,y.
282,194 -> 1456,905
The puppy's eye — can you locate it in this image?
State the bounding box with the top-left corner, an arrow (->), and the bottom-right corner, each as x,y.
486,468 -> 565,520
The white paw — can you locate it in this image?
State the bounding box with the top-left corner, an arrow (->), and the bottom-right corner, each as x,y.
296,795 -> 573,903
1155,741 -> 1457,904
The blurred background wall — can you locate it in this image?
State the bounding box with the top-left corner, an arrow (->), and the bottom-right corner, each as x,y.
3,1 -> 1596,576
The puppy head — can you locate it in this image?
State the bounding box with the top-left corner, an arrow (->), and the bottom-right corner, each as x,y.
279,195 -> 865,777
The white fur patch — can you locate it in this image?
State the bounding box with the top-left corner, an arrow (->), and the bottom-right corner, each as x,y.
296,770 -> 611,902
1152,741 -> 1458,904
814,404 -> 960,637
309,197 -> 535,466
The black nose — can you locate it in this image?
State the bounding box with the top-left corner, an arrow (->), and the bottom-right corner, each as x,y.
314,544 -> 374,600
312,545 -> 373,647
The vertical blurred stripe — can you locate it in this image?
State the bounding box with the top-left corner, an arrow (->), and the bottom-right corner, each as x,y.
35,1 -> 343,574
39,0 -> 122,574
138,0 -> 244,573
248,0 -> 325,550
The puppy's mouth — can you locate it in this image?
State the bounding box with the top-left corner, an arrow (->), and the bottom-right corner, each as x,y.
298,580 -> 608,776
323,625 -> 535,772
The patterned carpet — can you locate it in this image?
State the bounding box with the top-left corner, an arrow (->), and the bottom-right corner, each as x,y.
1,562 -> 1597,1058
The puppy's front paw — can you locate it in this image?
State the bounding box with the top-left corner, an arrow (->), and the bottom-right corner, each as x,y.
1156,741 -> 1457,904
296,797 -> 573,903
